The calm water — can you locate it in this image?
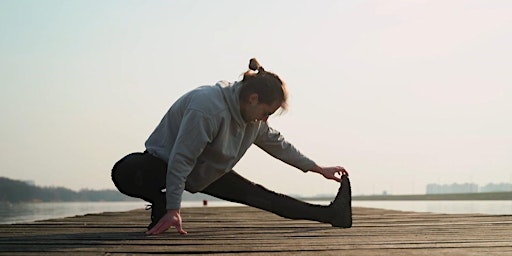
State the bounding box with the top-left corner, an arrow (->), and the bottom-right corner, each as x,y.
1,200 -> 511,224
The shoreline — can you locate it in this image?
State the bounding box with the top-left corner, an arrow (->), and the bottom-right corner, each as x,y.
303,191 -> 512,201
2,200 -> 511,225
2,191 -> 512,204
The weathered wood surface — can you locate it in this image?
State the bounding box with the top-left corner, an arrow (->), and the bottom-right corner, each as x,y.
0,206 -> 511,255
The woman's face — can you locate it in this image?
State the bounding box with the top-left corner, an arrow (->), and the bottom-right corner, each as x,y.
241,93 -> 281,123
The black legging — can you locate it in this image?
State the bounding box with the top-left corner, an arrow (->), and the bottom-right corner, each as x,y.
112,151 -> 331,223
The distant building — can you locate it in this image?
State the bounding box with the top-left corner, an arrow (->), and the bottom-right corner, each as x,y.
426,182 -> 512,194
480,183 -> 512,192
426,183 -> 478,194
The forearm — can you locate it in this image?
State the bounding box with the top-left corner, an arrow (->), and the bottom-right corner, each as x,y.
308,165 -> 324,175
256,124 -> 327,173
166,165 -> 189,210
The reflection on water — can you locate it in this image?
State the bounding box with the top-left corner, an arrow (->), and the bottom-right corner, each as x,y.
351,200 -> 512,215
0,201 -> 147,224
1,200 -> 511,224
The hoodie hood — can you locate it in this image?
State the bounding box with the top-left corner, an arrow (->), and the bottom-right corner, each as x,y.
218,80 -> 246,127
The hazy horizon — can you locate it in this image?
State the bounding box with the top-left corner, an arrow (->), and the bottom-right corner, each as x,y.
1,0 -> 511,197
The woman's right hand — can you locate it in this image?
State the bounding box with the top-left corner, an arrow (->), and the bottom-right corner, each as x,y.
146,209 -> 187,235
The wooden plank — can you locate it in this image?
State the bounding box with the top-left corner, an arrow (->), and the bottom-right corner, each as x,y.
0,206 -> 511,255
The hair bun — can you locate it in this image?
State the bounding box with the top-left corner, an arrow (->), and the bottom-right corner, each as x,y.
249,58 -> 264,72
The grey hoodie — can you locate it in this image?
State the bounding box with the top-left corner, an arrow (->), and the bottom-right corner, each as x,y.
145,81 -> 317,209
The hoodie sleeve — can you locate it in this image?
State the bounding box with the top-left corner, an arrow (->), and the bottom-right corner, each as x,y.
254,122 -> 317,172
166,109 -> 215,209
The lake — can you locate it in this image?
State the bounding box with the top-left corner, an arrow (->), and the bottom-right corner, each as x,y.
1,200 -> 511,224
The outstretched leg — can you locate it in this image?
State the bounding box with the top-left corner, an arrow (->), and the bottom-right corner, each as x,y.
202,170 -> 351,227
112,154 -> 351,228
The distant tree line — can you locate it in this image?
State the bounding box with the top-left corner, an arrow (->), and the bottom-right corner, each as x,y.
0,177 -> 221,203
0,177 -> 137,203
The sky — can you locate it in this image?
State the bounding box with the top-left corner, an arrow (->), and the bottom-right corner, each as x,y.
1,0 -> 511,197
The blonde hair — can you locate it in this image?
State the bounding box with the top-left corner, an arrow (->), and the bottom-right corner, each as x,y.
240,58 -> 288,111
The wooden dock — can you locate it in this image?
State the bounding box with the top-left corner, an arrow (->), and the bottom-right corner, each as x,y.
1,206 -> 511,255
